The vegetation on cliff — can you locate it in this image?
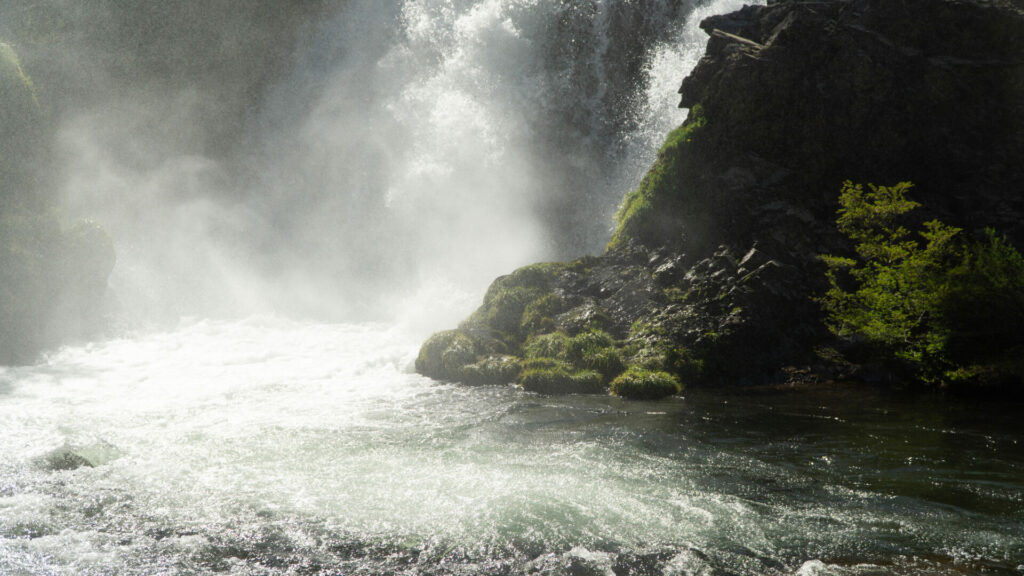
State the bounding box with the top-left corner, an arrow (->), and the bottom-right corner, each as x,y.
821,181 -> 1024,389
414,259 -> 683,399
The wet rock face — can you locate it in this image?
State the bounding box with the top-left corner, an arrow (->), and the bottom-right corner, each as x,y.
419,0 -> 1024,390
676,0 -> 1024,247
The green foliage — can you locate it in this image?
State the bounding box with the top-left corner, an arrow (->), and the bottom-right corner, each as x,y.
608,105 -> 706,250
940,230 -> 1024,363
564,329 -> 624,381
821,181 -> 1024,385
609,367 -> 682,400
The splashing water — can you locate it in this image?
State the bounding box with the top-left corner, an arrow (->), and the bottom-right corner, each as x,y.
1,319 -> 1022,575
10,1 -> 1022,575
55,0 -> 757,323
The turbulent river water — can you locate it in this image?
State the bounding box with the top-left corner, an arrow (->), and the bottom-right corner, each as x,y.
1,319 -> 1021,575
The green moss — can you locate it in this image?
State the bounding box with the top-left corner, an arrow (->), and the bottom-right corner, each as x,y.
521,293 -> 564,334
415,330 -> 476,381
461,355 -> 522,385
518,360 -> 604,395
579,346 -> 626,382
522,329 -> 624,384
609,367 -> 682,400
608,105 -> 706,250
623,321 -> 674,371
465,262 -> 567,351
559,303 -> 614,335
481,262 -> 563,306
519,357 -> 567,373
565,255 -> 600,275
565,329 -> 613,357
524,332 -> 570,359
481,286 -> 540,334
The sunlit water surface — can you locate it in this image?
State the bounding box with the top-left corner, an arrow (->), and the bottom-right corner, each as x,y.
1,319 -> 1022,575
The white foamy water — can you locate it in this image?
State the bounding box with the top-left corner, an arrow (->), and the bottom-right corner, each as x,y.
2,319 -> 1022,575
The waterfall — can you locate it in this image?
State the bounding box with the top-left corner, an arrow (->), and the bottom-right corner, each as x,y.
54,0 -> 759,326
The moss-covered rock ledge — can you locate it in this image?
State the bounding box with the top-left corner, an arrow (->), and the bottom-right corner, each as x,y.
417,0 -> 1024,396
415,243 -> 800,398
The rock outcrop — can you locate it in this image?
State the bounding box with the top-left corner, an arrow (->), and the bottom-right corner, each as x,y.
417,0 -> 1024,393
0,43 -> 116,364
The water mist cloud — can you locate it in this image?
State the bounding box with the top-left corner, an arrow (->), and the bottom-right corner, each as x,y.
40,0 -> 761,330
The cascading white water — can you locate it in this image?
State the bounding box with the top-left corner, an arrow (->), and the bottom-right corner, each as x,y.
2,319 -> 1021,575
57,0 -> 755,323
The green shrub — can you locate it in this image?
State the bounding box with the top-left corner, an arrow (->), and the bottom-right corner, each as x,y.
820,181 -> 1024,385
518,357 -> 566,373
939,230 -> 1024,363
609,367 -> 682,400
579,346 -> 626,383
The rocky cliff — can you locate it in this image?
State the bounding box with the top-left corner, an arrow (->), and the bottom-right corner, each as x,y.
416,0 -> 1024,395
0,42 -> 116,364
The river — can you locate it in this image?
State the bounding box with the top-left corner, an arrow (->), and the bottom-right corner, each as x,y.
1,318 -> 1021,575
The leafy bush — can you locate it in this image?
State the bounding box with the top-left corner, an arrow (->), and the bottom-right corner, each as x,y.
820,181 -> 1024,385
609,367 -> 682,400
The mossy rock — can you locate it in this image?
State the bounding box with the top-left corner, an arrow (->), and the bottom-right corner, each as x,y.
464,262 -> 567,348
461,355 -> 522,385
564,329 -> 614,363
415,330 -> 476,381
609,367 -> 682,400
524,331 -> 570,359
608,106 -> 707,251
579,346 -> 626,383
522,329 -> 625,384
558,302 -> 615,335
517,358 -> 604,395
521,293 -> 564,334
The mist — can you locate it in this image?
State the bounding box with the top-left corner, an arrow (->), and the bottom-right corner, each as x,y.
6,0 -> 746,332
